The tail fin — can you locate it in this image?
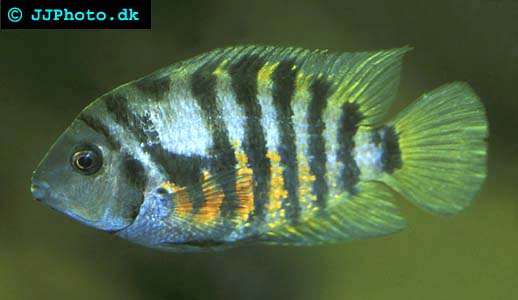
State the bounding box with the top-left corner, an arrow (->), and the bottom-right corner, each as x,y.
381,82 -> 488,215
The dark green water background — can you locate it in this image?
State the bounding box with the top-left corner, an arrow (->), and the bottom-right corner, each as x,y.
1,0 -> 517,299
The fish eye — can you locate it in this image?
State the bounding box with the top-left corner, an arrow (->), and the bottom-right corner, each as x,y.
71,149 -> 102,175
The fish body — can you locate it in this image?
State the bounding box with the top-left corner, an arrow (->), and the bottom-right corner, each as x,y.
31,46 -> 488,251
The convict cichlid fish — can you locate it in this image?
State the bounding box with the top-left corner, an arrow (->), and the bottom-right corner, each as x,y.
31,46 -> 488,252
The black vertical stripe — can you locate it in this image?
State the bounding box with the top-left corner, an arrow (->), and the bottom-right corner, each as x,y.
133,75 -> 171,100
77,112 -> 121,150
121,154 -> 147,220
191,63 -> 238,217
337,102 -> 363,195
308,77 -> 330,209
380,126 -> 403,173
229,54 -> 269,221
143,144 -> 206,212
271,60 -> 300,224
105,94 -> 132,128
105,94 -> 160,145
104,92 -> 206,210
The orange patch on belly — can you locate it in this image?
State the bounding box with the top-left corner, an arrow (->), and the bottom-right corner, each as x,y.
297,157 -> 317,204
265,151 -> 287,222
235,167 -> 254,221
194,183 -> 224,225
160,181 -> 193,216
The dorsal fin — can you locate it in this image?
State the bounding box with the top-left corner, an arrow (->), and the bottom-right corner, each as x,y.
158,45 -> 411,125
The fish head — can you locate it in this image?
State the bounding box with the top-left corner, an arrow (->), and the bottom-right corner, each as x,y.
31,108 -> 144,232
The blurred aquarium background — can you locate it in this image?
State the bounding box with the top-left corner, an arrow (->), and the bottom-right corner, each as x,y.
1,0 -> 517,299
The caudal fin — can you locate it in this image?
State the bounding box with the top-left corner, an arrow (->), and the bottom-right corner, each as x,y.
381,82 -> 488,215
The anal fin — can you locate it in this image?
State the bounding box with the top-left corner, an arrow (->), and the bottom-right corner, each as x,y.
261,181 -> 406,245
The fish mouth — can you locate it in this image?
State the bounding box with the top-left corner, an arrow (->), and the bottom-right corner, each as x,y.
30,182 -> 81,221
30,181 -> 50,201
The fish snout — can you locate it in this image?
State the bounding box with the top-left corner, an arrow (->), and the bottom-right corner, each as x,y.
31,181 -> 50,201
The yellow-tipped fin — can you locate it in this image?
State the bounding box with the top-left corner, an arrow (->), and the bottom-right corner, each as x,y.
381,82 -> 488,215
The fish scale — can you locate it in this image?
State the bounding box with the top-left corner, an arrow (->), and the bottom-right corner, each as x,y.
31,45 -> 488,251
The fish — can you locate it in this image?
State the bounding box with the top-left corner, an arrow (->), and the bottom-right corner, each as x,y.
30,46 -> 488,252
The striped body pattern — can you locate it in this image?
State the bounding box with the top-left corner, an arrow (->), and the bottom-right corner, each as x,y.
31,46 -> 488,251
